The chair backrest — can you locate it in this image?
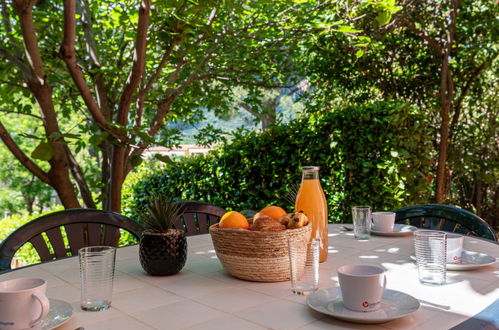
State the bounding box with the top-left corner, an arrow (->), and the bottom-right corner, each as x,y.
172,201 -> 226,236
0,209 -> 142,271
394,204 -> 497,242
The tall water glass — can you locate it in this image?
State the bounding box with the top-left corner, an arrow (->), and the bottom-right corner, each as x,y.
288,238 -> 320,295
79,246 -> 116,311
414,230 -> 447,285
352,206 -> 371,240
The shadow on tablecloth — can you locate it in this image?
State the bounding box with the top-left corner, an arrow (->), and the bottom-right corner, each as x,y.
449,298 -> 499,330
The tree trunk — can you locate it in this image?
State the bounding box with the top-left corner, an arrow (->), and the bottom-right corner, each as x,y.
474,179 -> 483,216
261,107 -> 276,130
65,145 -> 96,208
100,141 -> 112,210
435,55 -> 453,204
110,145 -> 126,212
23,194 -> 34,215
29,84 -> 80,209
14,0 -> 80,209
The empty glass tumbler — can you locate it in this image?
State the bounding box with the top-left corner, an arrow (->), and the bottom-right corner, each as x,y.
414,230 -> 447,285
352,206 -> 372,240
79,246 -> 117,311
288,238 -> 320,295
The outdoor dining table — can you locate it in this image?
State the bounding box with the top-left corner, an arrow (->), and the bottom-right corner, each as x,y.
0,223 -> 497,329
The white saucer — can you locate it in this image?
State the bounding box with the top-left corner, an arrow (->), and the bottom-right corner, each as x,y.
371,224 -> 417,237
307,287 -> 420,324
37,299 -> 73,330
410,251 -> 497,271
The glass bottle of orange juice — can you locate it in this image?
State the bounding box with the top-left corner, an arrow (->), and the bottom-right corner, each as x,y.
295,166 -> 328,263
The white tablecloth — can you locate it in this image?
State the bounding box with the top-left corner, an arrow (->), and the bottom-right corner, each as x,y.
1,224 -> 498,329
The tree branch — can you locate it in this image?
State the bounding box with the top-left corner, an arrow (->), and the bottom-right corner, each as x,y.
13,0 -> 61,135
0,109 -> 42,120
400,18 -> 443,54
135,31 -> 182,127
13,0 -> 45,84
449,0 -> 460,46
60,0 -> 111,132
450,60 -> 491,135
0,47 -> 31,79
216,74 -> 293,89
238,101 -> 261,118
14,0 -> 81,208
0,120 -> 51,184
116,0 -> 151,126
1,1 -> 23,58
64,144 -> 96,208
80,0 -> 112,121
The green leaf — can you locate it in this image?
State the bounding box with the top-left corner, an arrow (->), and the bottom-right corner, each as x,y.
62,133 -> 80,139
31,142 -> 56,161
89,132 -> 109,146
19,133 -> 42,140
154,153 -> 176,166
376,12 -> 391,26
130,155 -> 144,168
355,50 -> 364,58
48,132 -> 61,139
337,25 -> 362,34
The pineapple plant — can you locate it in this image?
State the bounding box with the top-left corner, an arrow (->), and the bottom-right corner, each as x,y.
138,196 -> 187,276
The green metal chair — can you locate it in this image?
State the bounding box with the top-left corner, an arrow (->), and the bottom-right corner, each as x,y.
394,204 -> 497,242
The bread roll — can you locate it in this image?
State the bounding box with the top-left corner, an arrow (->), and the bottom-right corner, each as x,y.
251,216 -> 286,231
286,211 -> 309,229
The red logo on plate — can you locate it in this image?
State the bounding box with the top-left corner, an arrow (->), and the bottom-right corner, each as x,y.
362,301 -> 369,308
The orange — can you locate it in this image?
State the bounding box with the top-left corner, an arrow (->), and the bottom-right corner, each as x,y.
258,206 -> 287,221
219,211 -> 249,229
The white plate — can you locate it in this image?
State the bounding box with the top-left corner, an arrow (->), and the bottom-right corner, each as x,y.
371,224 -> 417,237
307,287 -> 420,324
36,298 -> 73,330
410,251 -> 497,271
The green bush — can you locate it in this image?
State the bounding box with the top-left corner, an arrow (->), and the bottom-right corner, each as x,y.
127,101 -> 433,223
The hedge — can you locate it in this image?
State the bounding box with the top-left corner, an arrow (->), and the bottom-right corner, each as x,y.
126,101 -> 433,223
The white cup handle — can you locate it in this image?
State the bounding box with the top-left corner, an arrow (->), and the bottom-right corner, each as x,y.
383,274 -> 387,291
31,291 -> 50,326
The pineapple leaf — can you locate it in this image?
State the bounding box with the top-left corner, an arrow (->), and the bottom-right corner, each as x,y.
139,195 -> 185,233
284,183 -> 300,208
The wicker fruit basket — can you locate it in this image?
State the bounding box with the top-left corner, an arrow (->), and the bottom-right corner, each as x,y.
209,222 -> 312,282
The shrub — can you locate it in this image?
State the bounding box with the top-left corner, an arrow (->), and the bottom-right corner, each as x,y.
127,101 -> 433,222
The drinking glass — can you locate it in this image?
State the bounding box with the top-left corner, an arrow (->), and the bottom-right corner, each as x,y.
414,230 -> 447,285
79,246 -> 117,311
288,238 -> 319,295
352,206 -> 371,240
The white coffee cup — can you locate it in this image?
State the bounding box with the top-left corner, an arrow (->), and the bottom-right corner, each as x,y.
372,212 -> 395,232
446,234 -> 464,263
338,264 -> 386,312
0,278 -> 50,330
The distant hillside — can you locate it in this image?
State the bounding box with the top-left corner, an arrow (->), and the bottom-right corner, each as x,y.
178,107 -> 299,144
